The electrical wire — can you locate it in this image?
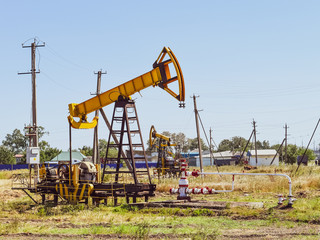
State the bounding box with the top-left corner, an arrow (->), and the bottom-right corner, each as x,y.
197,112 -> 220,173
44,43 -> 90,71
41,71 -> 81,93
22,37 -> 35,46
36,47 -> 41,71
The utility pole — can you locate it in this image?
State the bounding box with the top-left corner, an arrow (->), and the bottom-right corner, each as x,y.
19,38 -> 45,147
192,95 -> 203,173
209,127 -> 213,165
18,38 -> 45,186
284,123 -> 288,164
253,119 -> 258,166
295,118 -> 320,174
92,70 -> 106,164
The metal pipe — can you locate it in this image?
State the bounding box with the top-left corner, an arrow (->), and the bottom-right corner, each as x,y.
197,171 -> 293,204
172,175 -> 235,194
215,175 -> 235,193
171,171 -> 295,205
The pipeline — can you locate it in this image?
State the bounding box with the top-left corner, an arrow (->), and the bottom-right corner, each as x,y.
170,176 -> 235,194
170,169 -> 295,206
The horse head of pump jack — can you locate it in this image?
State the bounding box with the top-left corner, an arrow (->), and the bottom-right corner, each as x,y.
68,47 -> 185,129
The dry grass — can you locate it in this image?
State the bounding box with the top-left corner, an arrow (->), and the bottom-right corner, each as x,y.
1,165 -> 320,239
0,169 -> 27,180
155,164 -> 320,195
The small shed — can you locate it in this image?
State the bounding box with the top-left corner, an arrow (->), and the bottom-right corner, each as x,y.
190,151 -> 238,167
247,149 -> 279,166
14,154 -> 24,164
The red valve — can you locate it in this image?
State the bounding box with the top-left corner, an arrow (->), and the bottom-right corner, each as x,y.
191,170 -> 200,177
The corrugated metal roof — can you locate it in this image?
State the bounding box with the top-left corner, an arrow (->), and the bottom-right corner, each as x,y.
247,149 -> 277,156
200,149 -> 277,158
201,151 -> 235,158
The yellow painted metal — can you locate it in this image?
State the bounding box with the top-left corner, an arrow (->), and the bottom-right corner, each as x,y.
149,125 -> 157,147
55,182 -> 94,203
73,184 -> 79,203
149,125 -> 171,146
39,164 -> 46,180
154,47 -> 185,101
72,165 -> 79,187
68,47 -> 185,129
161,143 -> 176,147
95,164 -> 101,183
149,125 -> 174,176
88,184 -> 94,196
64,184 -> 69,201
79,184 -> 86,201
68,115 -> 99,129
59,183 -> 63,197
156,133 -> 170,143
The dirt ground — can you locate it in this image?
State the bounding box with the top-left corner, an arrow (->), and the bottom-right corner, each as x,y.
0,179 -> 24,201
1,225 -> 319,239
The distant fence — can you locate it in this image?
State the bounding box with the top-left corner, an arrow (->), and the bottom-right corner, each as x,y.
0,164 -> 29,171
0,162 -> 158,171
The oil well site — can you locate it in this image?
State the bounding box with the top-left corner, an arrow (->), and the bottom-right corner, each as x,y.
0,40 -> 319,240
2,2 -> 320,239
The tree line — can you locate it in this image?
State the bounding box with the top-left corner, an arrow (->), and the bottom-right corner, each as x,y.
0,128 -> 316,165
0,127 -> 61,164
216,136 -> 316,164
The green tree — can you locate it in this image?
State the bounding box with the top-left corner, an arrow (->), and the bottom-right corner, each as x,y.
188,138 -> 208,151
271,144 -> 316,164
218,139 -> 232,152
3,126 -> 49,155
3,127 -> 59,164
146,130 -> 209,153
296,147 -> 316,164
231,136 -> 248,152
170,132 -> 189,152
256,140 -> 271,149
39,141 -> 61,163
0,146 -> 15,164
79,145 -> 93,156
2,129 -> 27,154
218,136 -> 248,152
97,139 -> 118,159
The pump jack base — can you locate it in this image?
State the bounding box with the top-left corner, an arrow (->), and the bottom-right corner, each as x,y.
177,196 -> 191,201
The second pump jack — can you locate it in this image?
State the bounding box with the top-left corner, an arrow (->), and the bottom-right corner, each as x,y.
149,125 -> 181,178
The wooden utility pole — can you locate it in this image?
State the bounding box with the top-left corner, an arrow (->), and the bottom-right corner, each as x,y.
92,70 -> 106,164
253,119 -> 258,166
19,38 -> 45,186
19,38 -> 45,147
209,127 -> 213,165
193,95 -> 203,173
284,123 -> 288,163
295,118 -> 320,173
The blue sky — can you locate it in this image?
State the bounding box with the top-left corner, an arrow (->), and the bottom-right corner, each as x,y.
1,1 -> 320,150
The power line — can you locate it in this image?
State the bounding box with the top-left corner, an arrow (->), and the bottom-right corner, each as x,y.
197,112 -> 220,173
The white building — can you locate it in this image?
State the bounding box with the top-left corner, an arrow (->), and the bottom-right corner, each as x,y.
191,151 -> 238,167
247,149 -> 279,166
189,149 -> 279,167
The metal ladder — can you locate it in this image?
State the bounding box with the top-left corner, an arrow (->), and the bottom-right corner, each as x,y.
102,96 -> 152,184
